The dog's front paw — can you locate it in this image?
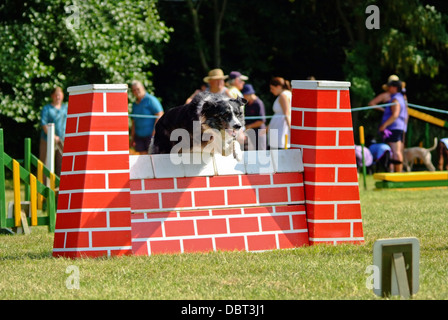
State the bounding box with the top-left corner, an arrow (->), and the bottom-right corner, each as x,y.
233,141 -> 243,162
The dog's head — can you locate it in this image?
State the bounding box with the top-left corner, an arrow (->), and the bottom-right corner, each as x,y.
198,93 -> 246,134
193,92 -> 246,159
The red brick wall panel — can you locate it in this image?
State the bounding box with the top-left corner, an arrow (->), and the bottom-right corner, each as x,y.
108,172 -> 131,189
59,173 -> 106,191
196,218 -> 228,235
338,130 -> 355,146
336,203 -> 362,220
303,111 -> 353,128
308,222 -> 351,238
290,186 -> 305,202
183,238 -> 214,253
132,221 -> 163,238
144,178 -> 175,191
70,191 -> 130,210
106,92 -> 129,112
278,232 -> 309,249
177,177 -> 207,189
194,190 -> 226,207
132,241 -> 149,256
215,236 -> 246,251
302,148 -> 357,165
77,115 -> 129,132
305,203 -> 335,220
227,189 -> 257,206
149,239 -> 181,254
339,90 -> 351,109
209,175 -> 240,187
258,187 -> 288,204
290,110 -> 303,126
291,214 -> 308,230
305,185 -> 360,202
107,134 -> 131,152
74,154 -> 130,171
92,230 -> 131,248
161,191 -> 192,209
110,211 -> 132,227
272,172 -> 303,184
229,217 -> 259,233
164,220 -> 195,237
240,174 -> 271,186
61,155 -> 74,172
131,192 -> 159,210
63,135 -> 105,153
65,117 -> 78,134
291,89 -> 317,108
67,93 -> 95,114
337,167 -> 359,183
260,215 -> 291,232
65,231 -> 90,248
247,234 -> 277,251
290,129 -> 337,147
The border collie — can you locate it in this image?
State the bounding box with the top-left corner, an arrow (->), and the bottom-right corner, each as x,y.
150,92 -> 246,161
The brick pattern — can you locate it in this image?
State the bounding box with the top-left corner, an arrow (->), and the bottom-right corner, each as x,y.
131,205 -> 309,255
52,81 -> 365,258
128,150 -> 309,255
52,85 -> 132,258
290,81 -> 364,245
130,172 -> 305,212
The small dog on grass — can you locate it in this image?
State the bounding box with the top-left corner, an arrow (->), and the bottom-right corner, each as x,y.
403,137 -> 438,172
150,91 -> 246,161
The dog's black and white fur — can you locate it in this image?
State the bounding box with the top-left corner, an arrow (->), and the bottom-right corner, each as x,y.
150,91 -> 246,160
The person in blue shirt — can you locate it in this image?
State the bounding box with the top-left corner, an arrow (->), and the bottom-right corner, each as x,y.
39,86 -> 68,176
130,80 -> 164,154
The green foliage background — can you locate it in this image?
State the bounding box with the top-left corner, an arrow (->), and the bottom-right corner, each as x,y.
0,0 -> 171,123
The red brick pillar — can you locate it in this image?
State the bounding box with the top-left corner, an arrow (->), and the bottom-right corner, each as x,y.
290,81 -> 364,244
53,84 -> 132,258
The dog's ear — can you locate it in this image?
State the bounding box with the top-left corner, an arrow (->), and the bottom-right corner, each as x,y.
196,93 -> 217,115
238,97 -> 247,106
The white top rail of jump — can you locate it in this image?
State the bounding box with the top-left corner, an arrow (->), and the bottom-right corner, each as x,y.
67,84 -> 128,95
130,149 -> 303,180
292,80 -> 351,90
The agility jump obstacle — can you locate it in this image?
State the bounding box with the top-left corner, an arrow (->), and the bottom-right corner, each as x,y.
0,129 -> 58,233
374,171 -> 448,189
52,81 -> 364,258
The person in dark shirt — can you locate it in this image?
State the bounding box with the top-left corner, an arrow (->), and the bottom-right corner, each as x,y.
241,84 -> 266,150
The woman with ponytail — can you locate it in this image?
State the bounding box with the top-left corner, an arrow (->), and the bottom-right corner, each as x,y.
267,77 -> 292,149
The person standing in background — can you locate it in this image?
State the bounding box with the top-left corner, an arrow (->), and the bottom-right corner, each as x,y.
241,84 -> 266,150
130,80 -> 164,154
39,86 -> 68,176
267,77 -> 292,149
227,71 -> 248,98
378,78 -> 407,172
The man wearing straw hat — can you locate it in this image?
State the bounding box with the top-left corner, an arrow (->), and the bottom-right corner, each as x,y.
187,69 -> 233,102
203,68 -> 233,97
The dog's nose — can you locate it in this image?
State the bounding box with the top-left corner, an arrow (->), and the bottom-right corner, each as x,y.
233,123 -> 242,130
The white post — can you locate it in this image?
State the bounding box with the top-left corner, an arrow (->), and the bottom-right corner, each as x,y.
46,123 -> 55,174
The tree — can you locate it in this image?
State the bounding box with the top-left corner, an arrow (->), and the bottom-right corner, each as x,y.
0,0 -> 172,124
338,0 -> 448,106
186,0 -> 228,73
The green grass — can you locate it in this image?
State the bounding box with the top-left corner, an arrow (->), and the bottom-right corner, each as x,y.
1,175 -> 447,300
